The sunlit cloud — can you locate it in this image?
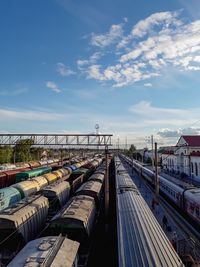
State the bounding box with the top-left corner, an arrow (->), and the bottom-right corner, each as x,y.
45,81 -> 61,93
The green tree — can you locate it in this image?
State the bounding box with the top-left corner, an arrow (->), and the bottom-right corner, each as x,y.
0,146 -> 13,164
125,144 -> 137,158
14,139 -> 34,162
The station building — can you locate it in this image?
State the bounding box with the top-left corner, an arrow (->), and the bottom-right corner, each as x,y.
161,135 -> 200,181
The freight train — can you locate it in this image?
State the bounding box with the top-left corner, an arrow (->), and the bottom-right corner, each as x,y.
0,158 -> 68,188
0,158 -> 102,211
0,161 -> 108,266
121,154 -> 200,230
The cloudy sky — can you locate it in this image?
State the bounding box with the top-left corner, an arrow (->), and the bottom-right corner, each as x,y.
1,0 -> 200,148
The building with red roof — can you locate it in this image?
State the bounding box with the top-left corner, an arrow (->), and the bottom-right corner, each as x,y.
161,135 -> 200,180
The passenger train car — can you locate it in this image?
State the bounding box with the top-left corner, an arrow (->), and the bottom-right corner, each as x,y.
115,156 -> 184,267
121,154 -> 200,229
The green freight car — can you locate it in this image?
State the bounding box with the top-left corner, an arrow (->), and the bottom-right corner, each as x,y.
15,166 -> 52,182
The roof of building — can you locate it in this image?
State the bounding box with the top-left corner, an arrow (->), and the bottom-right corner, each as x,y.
177,135 -> 200,146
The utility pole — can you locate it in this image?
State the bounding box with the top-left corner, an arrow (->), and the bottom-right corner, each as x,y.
151,135 -> 154,171
132,154 -> 134,176
117,138 -> 119,153
105,145 -> 109,232
155,142 -> 159,201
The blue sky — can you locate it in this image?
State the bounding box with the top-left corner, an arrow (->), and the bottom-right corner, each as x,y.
1,0 -> 200,148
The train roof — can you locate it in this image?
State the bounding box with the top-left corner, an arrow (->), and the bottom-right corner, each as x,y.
116,163 -> 137,190
76,180 -> 102,195
115,157 -> 184,267
89,172 -> 105,183
51,195 -> 95,225
43,180 -> 70,194
0,195 -> 48,228
7,235 -> 80,267
184,188 -> 200,202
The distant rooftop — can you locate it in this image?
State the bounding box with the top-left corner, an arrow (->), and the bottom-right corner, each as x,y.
177,135 -> 200,147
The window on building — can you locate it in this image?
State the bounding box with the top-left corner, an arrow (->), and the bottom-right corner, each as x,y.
195,162 -> 198,176
191,162 -> 194,173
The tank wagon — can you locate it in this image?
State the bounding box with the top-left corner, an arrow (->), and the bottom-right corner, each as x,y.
0,187 -> 21,211
7,235 -> 80,267
15,166 -> 52,182
12,180 -> 40,197
115,156 -> 184,267
0,195 -> 49,262
0,158 -> 104,212
0,159 -> 62,189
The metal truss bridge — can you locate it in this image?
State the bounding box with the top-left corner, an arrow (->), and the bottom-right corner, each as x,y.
0,134 -> 113,147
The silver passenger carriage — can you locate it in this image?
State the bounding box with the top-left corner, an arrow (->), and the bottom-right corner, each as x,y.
115,156 -> 184,267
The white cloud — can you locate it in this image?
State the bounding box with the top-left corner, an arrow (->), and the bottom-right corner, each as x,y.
0,108 -> 64,121
90,23 -> 124,47
131,10 -> 182,38
80,10 -> 200,87
57,63 -> 76,76
77,52 -> 103,70
46,81 -> 61,93
144,83 -> 152,87
157,127 -> 200,138
129,101 -> 200,127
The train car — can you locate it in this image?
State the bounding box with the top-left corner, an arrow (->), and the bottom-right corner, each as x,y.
12,180 -> 40,198
0,164 -> 16,171
56,168 -> 71,178
69,165 -> 78,172
88,172 -> 105,184
122,155 -> 200,227
0,195 -> 49,262
42,181 -> 71,216
15,166 -> 52,182
28,161 -> 41,168
39,160 -> 48,166
43,172 -> 59,184
0,187 -> 21,211
0,172 -> 9,188
73,167 -> 93,181
0,168 -> 30,188
63,166 -> 73,176
68,173 -> 84,194
184,189 -> 200,223
15,162 -> 30,169
46,195 -> 96,244
115,156 -> 184,267
32,175 -> 49,190
7,235 -> 80,267
75,180 -> 103,207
